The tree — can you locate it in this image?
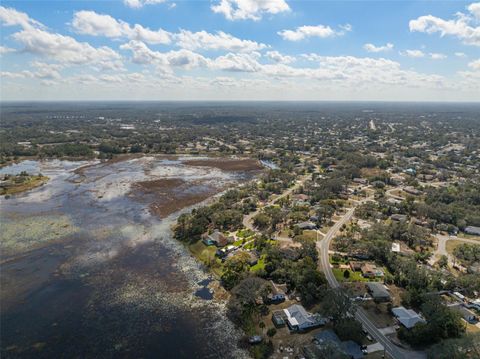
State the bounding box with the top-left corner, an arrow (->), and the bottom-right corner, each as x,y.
343,270 -> 350,279
438,255 -> 448,268
322,288 -> 355,321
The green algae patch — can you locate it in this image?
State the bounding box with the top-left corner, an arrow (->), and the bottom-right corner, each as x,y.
1,175 -> 49,196
0,215 -> 78,255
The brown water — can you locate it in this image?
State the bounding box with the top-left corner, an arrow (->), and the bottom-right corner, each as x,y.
0,156 -> 257,359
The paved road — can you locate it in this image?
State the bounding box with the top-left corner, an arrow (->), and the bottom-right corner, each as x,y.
429,233 -> 480,266
316,196 -> 425,359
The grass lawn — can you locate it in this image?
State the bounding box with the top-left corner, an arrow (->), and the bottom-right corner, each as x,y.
233,239 -> 244,246
294,230 -> 318,242
250,256 -> 266,272
237,228 -> 254,238
333,268 -> 373,282
446,240 -> 473,255
188,241 -> 217,264
457,233 -> 480,241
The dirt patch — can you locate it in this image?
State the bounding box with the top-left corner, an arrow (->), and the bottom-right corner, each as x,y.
134,178 -> 185,193
149,190 -> 218,218
184,158 -> 263,172
131,178 -> 219,218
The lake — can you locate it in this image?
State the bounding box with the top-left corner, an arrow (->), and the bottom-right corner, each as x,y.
0,156 -> 260,358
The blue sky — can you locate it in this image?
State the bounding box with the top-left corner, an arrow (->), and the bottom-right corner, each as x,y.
1,0 -> 479,101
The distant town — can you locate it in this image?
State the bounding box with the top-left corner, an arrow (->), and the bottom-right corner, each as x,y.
1,102 -> 479,359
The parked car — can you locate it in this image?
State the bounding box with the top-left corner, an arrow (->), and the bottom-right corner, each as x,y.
248,335 -> 262,344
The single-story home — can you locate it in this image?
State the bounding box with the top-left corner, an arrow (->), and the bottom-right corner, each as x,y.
283,304 -> 327,331
203,230 -> 229,247
349,261 -> 363,272
391,214 -> 408,222
366,282 -> 391,302
404,187 -> 422,196
451,304 -> 479,324
296,221 -> 317,230
392,306 -> 426,329
313,330 -> 363,359
266,281 -> 286,304
353,178 -> 368,185
361,263 -> 384,278
464,226 -> 480,236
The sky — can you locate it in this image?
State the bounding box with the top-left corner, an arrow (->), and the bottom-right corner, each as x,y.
0,0 -> 479,101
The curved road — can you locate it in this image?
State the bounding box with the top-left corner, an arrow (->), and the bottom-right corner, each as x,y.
316,197 -> 425,359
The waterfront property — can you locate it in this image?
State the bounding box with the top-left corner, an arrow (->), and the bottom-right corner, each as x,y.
283,304 -> 327,331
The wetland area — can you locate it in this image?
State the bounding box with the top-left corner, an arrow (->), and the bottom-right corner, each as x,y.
0,156 -> 262,359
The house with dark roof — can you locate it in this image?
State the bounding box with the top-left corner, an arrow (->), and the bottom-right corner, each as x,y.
464,226 -> 480,236
266,281 -> 286,304
450,304 -> 479,324
366,282 -> 391,302
392,306 -> 426,329
312,330 -> 363,359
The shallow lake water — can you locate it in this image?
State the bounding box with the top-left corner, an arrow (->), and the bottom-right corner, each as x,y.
0,156 -> 256,358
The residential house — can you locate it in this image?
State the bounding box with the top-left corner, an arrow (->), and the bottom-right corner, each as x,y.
349,261 -> 363,272
353,178 -> 368,185
404,187 -> 422,196
283,304 -> 327,331
309,330 -> 363,359
366,282 -> 391,302
392,306 -> 426,329
202,230 -> 232,247
451,304 -> 478,324
464,226 -> 480,236
297,221 -> 317,230
391,214 -> 408,222
361,263 -> 384,278
266,281 -> 286,304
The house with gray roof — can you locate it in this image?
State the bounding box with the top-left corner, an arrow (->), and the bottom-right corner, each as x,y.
366,282 -> 391,302
283,304 -> 327,331
392,306 -> 426,329
464,226 -> 480,236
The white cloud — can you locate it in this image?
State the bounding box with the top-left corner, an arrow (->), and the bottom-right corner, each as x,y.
175,30 -> 267,52
469,58 -> 480,70
12,28 -> 122,67
0,6 -> 43,29
409,3 -> 480,46
265,50 -> 295,64
429,52 -> 447,60
400,49 -> 425,58
468,2 -> 480,19
213,52 -> 261,72
211,0 -> 290,21
0,45 -> 15,54
72,10 -> 171,45
363,42 -> 393,53
124,0 -> 166,9
72,11 -> 267,51
30,61 -> 63,79
278,24 -> 351,41
455,52 -> 467,57
120,40 -> 208,71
